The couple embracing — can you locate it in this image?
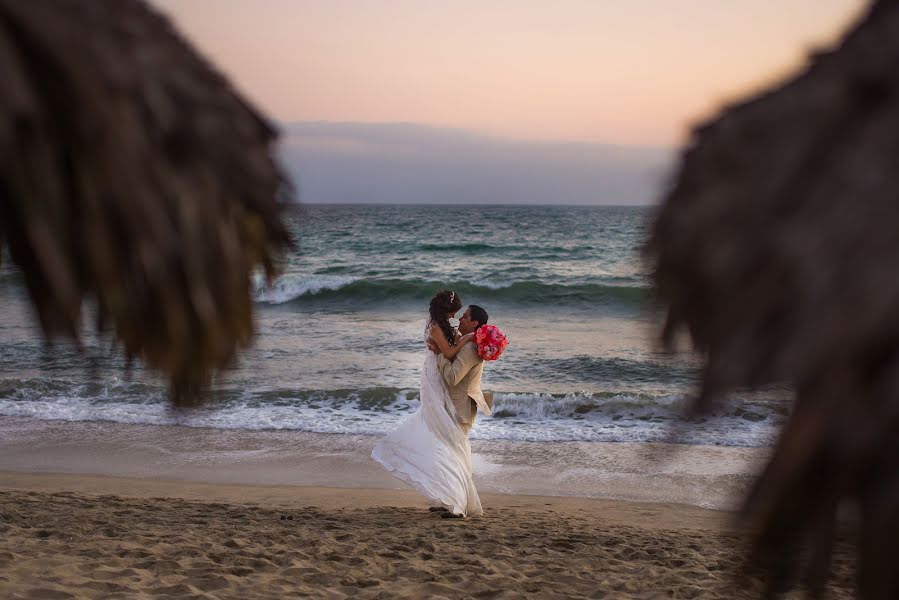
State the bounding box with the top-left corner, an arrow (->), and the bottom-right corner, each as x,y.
372,289 -> 506,518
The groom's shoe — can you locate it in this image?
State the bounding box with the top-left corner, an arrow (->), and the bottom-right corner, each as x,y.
439,511 -> 464,519
428,506 -> 449,513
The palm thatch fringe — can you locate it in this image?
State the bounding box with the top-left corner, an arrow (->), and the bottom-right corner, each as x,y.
0,0 -> 293,404
647,1 -> 899,596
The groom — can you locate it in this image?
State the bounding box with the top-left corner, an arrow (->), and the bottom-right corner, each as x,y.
428,304 -> 493,432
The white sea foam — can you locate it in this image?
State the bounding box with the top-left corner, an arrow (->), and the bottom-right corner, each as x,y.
254,274 -> 358,304
0,383 -> 783,448
470,279 -> 514,290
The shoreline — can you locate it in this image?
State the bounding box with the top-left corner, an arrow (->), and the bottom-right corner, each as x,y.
0,471 -> 732,532
0,416 -> 767,510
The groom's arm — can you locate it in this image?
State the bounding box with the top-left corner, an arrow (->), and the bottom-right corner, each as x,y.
437,345 -> 476,386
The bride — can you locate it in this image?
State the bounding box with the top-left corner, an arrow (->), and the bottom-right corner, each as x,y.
371,289 -> 483,517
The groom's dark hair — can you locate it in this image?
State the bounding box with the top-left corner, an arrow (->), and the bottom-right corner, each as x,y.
468,305 -> 488,329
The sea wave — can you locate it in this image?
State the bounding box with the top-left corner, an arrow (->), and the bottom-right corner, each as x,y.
0,268 -> 24,285
254,275 -> 647,307
539,356 -> 699,387
254,275 -> 360,304
417,242 -> 499,254
0,379 -> 786,447
415,242 -> 588,256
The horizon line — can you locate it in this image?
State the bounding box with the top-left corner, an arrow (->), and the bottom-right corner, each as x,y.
278,120 -> 677,152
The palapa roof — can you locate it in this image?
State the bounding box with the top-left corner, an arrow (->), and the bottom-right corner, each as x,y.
647,0 -> 899,596
0,0 -> 292,403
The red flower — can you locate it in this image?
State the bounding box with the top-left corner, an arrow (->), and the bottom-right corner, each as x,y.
474,324 -> 509,361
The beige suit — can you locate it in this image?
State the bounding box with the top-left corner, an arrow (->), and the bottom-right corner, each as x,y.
437,343 -> 492,432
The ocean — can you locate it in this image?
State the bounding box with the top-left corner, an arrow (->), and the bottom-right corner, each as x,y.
0,205 -> 788,449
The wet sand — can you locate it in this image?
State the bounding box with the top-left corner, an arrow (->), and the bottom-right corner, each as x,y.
0,417 -> 766,510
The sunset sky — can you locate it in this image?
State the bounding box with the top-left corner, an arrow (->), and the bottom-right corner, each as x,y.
151,1 -> 864,145
150,1 -> 867,203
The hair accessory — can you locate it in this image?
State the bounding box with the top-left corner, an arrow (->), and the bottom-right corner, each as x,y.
449,291 -> 455,303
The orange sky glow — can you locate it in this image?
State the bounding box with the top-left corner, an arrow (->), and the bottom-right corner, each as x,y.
150,0 -> 866,146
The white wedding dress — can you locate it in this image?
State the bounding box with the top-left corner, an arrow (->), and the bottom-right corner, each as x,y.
371,324 -> 483,516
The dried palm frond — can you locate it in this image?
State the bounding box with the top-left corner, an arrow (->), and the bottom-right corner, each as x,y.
0,0 -> 293,404
647,0 -> 899,596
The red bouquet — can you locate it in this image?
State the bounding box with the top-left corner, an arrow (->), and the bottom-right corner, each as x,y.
474,324 -> 509,361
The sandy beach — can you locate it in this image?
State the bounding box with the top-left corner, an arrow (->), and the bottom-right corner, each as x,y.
0,471 -> 856,600
0,417 -> 857,599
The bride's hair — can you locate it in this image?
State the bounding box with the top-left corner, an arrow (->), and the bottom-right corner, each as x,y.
429,289 -> 462,345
